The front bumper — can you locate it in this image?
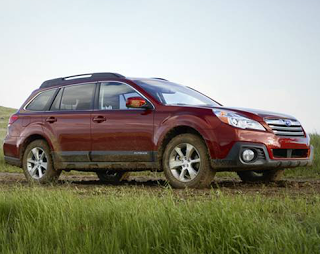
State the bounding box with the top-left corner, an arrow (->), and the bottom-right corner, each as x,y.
211,142 -> 314,171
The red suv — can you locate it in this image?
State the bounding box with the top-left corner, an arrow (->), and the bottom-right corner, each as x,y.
3,73 -> 314,188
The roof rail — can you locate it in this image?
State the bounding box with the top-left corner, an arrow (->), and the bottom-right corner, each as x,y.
40,72 -> 125,89
152,77 -> 168,81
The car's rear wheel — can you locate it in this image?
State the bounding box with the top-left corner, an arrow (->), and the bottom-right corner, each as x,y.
96,171 -> 129,183
237,169 -> 284,183
163,134 -> 215,189
23,140 -> 61,184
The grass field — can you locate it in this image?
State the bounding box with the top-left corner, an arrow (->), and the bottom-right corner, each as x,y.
0,106 -> 320,253
0,106 -> 16,140
0,187 -> 320,254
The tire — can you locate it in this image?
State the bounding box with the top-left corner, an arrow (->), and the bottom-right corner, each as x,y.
237,169 -> 284,183
96,171 -> 129,183
22,140 -> 61,184
163,134 -> 215,189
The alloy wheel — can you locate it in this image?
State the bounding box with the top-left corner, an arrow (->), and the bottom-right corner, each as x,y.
26,147 -> 48,179
169,143 -> 201,182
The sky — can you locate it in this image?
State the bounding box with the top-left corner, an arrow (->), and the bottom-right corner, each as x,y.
0,0 -> 319,132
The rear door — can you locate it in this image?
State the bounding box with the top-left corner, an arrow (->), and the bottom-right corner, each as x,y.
42,83 -> 96,162
91,81 -> 154,162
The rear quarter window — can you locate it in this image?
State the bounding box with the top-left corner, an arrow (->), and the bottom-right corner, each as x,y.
26,89 -> 57,111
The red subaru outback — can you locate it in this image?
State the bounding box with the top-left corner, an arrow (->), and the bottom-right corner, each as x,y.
3,73 -> 314,188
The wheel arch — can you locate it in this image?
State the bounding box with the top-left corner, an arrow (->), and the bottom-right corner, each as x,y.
156,125 -> 213,168
19,134 -> 53,160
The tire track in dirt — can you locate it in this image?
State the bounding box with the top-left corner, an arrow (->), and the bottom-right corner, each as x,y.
1,172 -> 320,197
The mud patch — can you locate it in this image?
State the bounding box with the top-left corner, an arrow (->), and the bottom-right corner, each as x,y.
1,172 -> 320,198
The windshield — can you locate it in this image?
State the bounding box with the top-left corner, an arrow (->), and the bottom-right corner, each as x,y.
134,79 -> 221,107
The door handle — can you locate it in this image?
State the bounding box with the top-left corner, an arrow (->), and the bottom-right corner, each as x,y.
92,115 -> 106,123
46,116 -> 57,123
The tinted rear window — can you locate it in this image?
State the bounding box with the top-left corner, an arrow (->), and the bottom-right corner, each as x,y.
26,89 -> 57,111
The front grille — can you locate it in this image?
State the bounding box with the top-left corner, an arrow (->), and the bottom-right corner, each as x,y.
265,119 -> 305,137
273,149 -> 308,158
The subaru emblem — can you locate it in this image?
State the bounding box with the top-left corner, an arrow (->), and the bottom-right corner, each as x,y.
284,120 -> 292,127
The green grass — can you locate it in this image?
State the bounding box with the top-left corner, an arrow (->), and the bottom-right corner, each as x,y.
0,106 -> 16,139
0,106 -> 16,125
0,187 -> 319,254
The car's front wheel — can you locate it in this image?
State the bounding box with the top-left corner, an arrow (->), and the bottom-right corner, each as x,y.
237,169 -> 284,183
23,140 -> 61,184
163,134 -> 215,189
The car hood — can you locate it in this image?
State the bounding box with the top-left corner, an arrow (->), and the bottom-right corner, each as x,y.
211,106 -> 297,121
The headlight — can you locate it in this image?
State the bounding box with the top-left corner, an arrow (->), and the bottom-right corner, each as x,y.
213,110 -> 265,131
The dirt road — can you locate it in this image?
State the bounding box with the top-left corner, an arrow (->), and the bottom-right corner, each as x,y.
1,172 -> 320,197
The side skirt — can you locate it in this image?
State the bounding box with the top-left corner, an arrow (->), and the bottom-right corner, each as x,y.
54,161 -> 160,171
52,151 -> 160,171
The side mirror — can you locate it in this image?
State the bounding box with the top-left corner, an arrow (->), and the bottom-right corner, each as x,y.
126,97 -> 151,109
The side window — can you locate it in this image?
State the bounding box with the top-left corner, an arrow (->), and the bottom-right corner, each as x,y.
99,82 -> 142,110
60,84 -> 95,111
26,89 -> 57,111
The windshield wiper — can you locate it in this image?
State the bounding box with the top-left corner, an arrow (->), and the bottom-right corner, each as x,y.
168,103 -> 188,106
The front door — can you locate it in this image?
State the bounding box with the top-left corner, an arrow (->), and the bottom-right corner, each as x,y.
91,82 -> 154,162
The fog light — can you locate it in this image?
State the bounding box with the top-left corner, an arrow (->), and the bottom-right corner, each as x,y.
242,149 -> 255,162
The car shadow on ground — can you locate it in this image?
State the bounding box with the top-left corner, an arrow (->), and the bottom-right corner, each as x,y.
57,176 -> 298,189
0,172 -> 316,192
58,178 -> 168,187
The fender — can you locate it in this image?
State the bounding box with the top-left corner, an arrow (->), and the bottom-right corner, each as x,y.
18,122 -> 54,157
154,113 -> 219,159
